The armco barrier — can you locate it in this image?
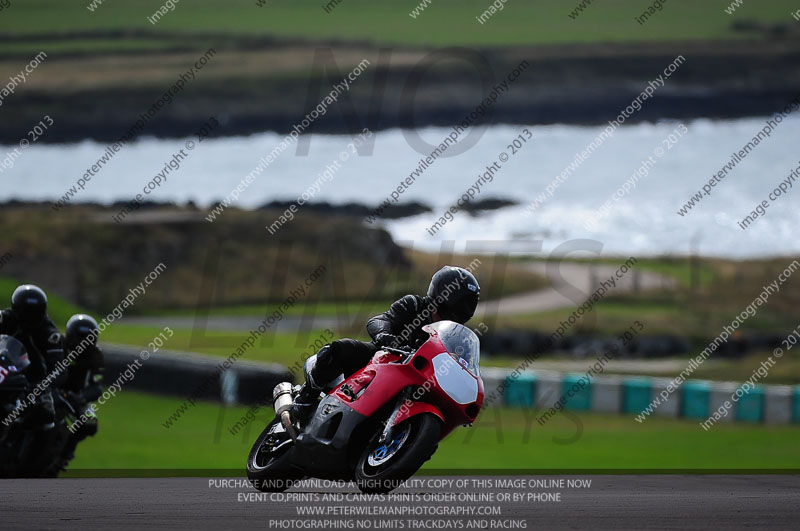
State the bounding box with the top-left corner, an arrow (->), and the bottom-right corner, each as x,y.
650,377 -> 680,417
794,387 -> 800,423
709,381 -> 738,424
764,386 -> 793,424
102,343 -> 292,406
480,367 -> 506,406
533,371 -> 563,409
591,375 -> 622,413
478,368 -> 800,425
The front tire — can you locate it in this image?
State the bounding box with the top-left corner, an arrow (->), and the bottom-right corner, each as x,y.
246,418 -> 303,492
355,413 -> 441,494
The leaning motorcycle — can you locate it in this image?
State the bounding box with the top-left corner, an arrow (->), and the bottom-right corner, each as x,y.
246,321 -> 484,494
0,334 -> 77,477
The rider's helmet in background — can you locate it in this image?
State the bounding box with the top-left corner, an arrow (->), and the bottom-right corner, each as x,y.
11,284 -> 48,329
427,266 -> 480,324
65,314 -> 99,351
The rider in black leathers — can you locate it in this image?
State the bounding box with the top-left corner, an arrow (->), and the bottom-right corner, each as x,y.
291,266 -> 480,422
0,285 -> 63,429
61,314 -> 104,460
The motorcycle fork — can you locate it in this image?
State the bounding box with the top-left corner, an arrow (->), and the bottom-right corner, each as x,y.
377,387 -> 412,446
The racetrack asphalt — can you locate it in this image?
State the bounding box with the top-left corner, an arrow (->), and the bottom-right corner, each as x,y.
3,475 -> 799,530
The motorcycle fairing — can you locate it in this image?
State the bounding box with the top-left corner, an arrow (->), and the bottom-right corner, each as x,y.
290,394 -> 367,477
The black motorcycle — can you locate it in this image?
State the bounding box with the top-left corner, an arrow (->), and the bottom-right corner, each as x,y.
0,335 -> 78,477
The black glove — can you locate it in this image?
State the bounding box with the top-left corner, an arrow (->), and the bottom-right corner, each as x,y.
83,384 -> 103,402
374,333 -> 400,348
66,391 -> 85,406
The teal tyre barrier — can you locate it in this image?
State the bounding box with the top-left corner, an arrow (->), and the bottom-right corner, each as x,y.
562,373 -> 592,411
503,372 -> 535,407
734,386 -> 764,423
622,378 -> 652,414
480,368 -> 796,425
680,380 -> 711,419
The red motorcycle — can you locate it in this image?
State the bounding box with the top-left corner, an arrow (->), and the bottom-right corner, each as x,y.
246,321 -> 484,493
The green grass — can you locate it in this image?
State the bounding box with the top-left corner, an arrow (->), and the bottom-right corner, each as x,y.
632,257 -> 716,289
672,350 -> 800,385
431,407 -> 800,470
490,295 -> 797,338
0,39 -> 181,55
99,324 -> 347,370
150,299 -> 393,319
70,392 -> 252,470
1,0 -> 798,53
513,256 -> 716,289
68,391 -> 800,472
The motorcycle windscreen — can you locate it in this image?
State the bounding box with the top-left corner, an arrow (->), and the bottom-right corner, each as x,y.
0,334 -> 30,372
423,321 -> 480,377
431,353 -> 478,405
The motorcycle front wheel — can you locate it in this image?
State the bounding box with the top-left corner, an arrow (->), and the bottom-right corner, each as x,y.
246,417 -> 303,492
355,413 -> 441,494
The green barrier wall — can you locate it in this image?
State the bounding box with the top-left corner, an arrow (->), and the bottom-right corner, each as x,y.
504,373 -> 535,407
622,378 -> 653,414
734,387 -> 764,423
681,380 -> 710,419
562,374 -> 592,411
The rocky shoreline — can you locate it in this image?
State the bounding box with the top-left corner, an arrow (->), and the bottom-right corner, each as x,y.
0,197 -> 518,220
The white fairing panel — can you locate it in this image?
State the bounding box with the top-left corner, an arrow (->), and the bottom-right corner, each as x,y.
432,353 -> 478,405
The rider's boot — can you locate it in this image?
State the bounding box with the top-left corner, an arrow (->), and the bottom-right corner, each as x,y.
290,346 -> 334,424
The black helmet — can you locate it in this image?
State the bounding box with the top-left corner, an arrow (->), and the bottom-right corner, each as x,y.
66,314 -> 99,349
11,284 -> 48,329
427,266 -> 480,324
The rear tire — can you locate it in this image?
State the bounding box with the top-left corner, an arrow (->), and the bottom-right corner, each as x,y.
355,413 -> 441,494
246,418 -> 303,492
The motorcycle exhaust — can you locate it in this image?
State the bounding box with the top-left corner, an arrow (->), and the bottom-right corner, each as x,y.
273,382 -> 298,441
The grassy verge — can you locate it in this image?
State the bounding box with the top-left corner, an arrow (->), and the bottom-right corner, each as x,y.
2,0 -> 799,52
148,300 -> 394,319
100,324 -> 340,369
490,296 -> 798,338
68,391 -> 800,472
494,255 -> 800,338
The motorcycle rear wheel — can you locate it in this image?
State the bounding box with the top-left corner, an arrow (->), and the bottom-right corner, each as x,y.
355,413 -> 441,494
246,417 -> 303,492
